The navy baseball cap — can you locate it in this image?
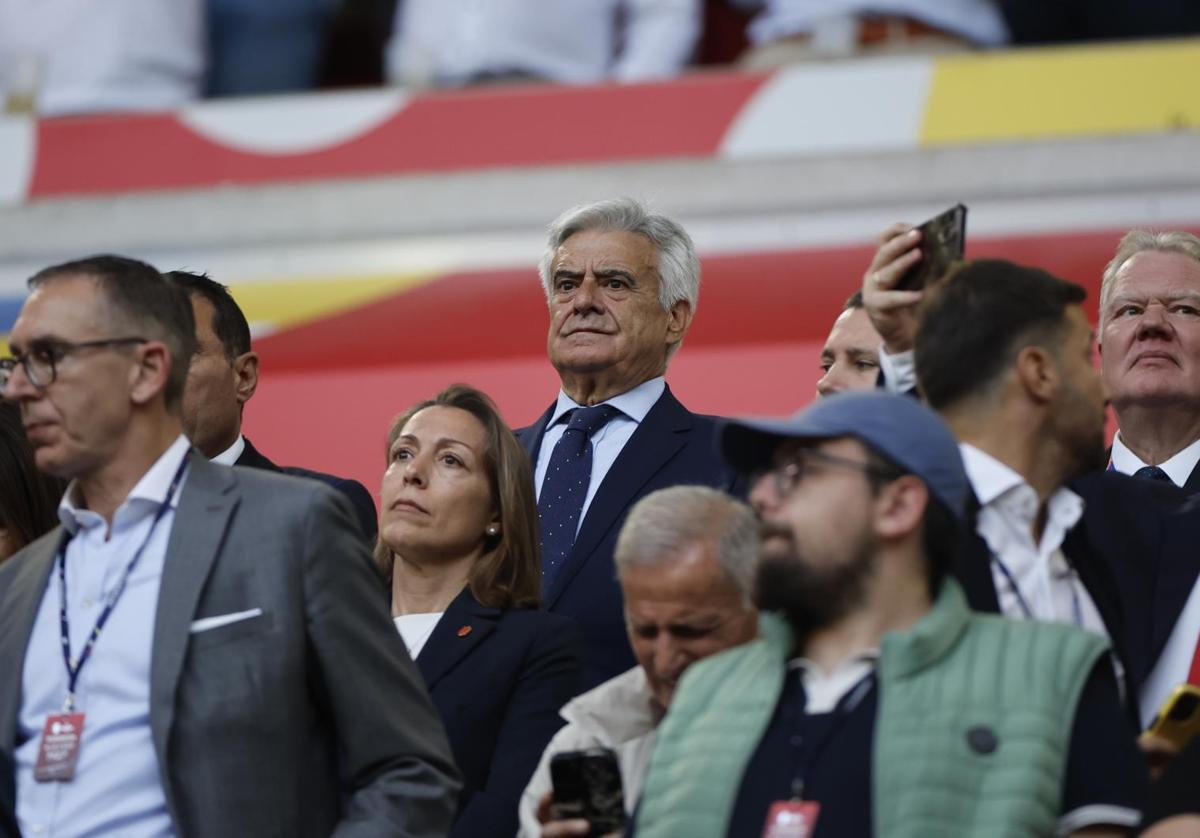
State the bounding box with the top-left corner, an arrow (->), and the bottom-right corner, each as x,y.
721,391 -> 968,520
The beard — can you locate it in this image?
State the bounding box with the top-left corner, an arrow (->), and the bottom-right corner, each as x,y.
1061,407 -> 1110,480
754,519 -> 877,637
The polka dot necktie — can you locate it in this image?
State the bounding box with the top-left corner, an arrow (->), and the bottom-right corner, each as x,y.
1134,465 -> 1173,483
537,404 -> 621,585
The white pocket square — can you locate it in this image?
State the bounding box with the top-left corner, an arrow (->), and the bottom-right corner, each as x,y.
189,608 -> 263,634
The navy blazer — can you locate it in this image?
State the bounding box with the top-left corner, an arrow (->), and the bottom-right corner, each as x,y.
518,385 -> 742,690
235,436 -> 378,541
953,469 -> 1199,715
415,588 -> 581,838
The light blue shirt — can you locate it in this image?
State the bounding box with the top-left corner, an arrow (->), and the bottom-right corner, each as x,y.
16,435 -> 192,838
534,377 -> 666,537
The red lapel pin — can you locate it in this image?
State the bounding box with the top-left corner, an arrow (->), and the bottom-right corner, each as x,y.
457,626 -> 472,637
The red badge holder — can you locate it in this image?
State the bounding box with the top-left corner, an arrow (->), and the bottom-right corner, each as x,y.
762,800 -> 821,838
33,712 -> 86,782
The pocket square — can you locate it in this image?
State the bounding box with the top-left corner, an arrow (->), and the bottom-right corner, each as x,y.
189,608 -> 263,634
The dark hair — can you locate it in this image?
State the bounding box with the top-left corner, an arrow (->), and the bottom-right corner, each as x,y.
163,270 -> 251,361
375,384 -> 541,610
29,255 -> 196,410
845,289 -> 864,309
0,401 -> 66,560
861,444 -> 961,597
915,259 -> 1087,410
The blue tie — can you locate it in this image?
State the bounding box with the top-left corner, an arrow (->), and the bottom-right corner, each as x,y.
1134,465 -> 1173,483
538,404 -> 621,584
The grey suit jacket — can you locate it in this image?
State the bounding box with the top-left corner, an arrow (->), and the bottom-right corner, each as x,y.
0,454 -> 460,838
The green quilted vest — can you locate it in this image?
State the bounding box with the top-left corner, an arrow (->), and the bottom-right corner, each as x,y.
634,580 -> 1108,838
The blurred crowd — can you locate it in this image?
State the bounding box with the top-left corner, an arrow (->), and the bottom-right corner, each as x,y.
1,0 -> 1198,116
0,196 -> 1199,837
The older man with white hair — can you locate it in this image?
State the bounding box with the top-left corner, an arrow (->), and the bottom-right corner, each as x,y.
517,198 -> 742,691
1097,229 -> 1200,729
1100,230 -> 1200,489
518,485 -> 759,838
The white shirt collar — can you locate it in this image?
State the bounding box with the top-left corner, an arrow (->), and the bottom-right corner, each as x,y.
959,443 -> 1084,531
58,435 -> 193,534
547,376 -> 666,429
210,434 -> 246,467
1110,431 -> 1200,487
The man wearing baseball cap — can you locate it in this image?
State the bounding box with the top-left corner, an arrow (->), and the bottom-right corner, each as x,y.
631,391 -> 1146,838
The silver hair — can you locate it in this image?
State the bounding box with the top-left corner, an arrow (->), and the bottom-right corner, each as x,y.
614,485 -> 758,607
537,198 -> 700,359
1099,229 -> 1200,330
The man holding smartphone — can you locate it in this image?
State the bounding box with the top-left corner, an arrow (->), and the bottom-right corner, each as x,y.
863,229 -> 1200,719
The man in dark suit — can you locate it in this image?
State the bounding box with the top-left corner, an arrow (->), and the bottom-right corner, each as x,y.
164,270 -> 378,539
863,244 -> 1200,715
1095,230 -> 1200,726
518,198 -> 740,690
0,256 -> 458,836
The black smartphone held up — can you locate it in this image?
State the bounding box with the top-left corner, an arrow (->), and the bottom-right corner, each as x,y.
895,203 -> 968,291
550,747 -> 625,836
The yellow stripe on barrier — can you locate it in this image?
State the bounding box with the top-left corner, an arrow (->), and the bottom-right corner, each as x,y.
229,271 -> 439,334
922,38 -> 1200,145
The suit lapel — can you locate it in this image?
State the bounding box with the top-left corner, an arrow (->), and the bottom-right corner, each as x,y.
149,456 -> 238,769
1185,459 -> 1200,494
953,493 -> 1002,613
518,404 -> 554,464
415,588 -> 499,692
0,531 -> 62,751
545,388 -> 690,608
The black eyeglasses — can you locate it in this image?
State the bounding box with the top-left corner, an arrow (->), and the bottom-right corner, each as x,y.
755,448 -> 900,498
0,337 -> 148,390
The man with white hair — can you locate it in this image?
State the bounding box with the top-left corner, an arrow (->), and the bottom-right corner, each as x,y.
518,485 -> 759,838
518,198 -> 741,690
1100,230 -> 1200,490
1098,229 -> 1200,728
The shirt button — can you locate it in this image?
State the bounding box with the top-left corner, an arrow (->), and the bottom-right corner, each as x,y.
31,825 -> 45,835
82,598 -> 94,609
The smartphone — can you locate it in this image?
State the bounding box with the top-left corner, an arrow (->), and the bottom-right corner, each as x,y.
1146,684 -> 1200,751
550,747 -> 625,836
894,203 -> 968,291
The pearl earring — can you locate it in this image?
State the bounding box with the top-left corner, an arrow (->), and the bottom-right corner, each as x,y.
486,524 -> 500,537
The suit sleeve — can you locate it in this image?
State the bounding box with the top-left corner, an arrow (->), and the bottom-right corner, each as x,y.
451,616 -> 583,838
301,488 -> 461,837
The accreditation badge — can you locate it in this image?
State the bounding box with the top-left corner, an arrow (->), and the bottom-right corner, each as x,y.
762,800 -> 821,838
33,712 -> 85,782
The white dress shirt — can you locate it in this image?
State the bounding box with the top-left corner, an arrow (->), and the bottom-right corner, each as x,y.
1110,432 -> 1200,727
394,612 -> 444,660
16,435 -> 192,838
385,0 -> 701,87
739,0 -> 1008,47
534,377 -> 665,538
210,434 -> 246,467
0,0 -> 203,116
1109,431 -> 1200,488
961,444 -> 1108,638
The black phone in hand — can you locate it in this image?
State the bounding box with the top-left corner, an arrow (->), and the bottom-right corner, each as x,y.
550,747 -> 625,836
895,203 -> 967,291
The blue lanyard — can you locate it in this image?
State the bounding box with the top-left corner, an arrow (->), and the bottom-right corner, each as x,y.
56,451 -> 190,712
989,553 -> 1083,627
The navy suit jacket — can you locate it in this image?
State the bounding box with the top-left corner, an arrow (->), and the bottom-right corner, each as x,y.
952,469 -> 1199,715
415,588 -> 581,838
235,437 -> 378,541
518,385 -> 742,690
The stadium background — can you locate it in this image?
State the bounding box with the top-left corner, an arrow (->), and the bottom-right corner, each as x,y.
1,37 -> 1198,493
